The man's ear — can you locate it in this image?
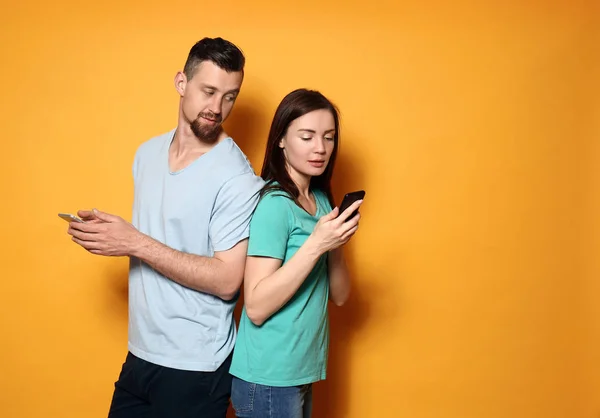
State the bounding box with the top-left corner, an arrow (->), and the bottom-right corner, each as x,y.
174,71 -> 187,96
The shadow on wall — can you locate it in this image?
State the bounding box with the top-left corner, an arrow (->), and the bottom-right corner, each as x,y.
101,261 -> 129,327
224,97 -> 271,168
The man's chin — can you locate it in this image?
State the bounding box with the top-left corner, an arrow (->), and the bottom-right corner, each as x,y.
191,123 -> 222,144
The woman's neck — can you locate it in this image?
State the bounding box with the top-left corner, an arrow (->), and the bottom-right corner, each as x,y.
288,167 -> 311,199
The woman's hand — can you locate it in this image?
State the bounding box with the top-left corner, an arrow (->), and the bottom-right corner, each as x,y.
308,199 -> 363,255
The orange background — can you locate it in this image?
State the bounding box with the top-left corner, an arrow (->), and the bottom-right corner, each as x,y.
1,1 -> 598,417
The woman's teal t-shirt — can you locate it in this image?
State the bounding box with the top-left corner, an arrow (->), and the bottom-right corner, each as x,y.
229,188 -> 332,387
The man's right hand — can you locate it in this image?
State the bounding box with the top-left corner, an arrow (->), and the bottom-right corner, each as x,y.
77,209 -> 106,224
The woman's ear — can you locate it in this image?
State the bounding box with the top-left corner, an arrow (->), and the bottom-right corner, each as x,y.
278,137 -> 285,148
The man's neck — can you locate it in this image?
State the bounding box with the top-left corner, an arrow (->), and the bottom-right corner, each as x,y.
170,124 -> 228,158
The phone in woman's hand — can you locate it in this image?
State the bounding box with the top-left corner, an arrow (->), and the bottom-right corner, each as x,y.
337,190 -> 365,221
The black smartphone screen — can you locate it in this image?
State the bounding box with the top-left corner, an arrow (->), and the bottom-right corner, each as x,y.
337,190 -> 366,220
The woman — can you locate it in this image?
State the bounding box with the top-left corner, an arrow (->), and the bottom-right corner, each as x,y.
229,88 -> 363,418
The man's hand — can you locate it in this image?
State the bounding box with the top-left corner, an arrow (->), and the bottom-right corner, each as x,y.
68,209 -> 146,257
76,209 -> 105,224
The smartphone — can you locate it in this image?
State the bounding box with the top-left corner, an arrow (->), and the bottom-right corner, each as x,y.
337,190 -> 366,220
58,213 -> 85,223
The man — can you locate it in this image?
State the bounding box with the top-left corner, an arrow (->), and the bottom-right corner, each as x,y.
68,37 -> 265,417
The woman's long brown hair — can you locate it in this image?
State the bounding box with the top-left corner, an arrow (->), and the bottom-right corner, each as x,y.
259,88 -> 341,209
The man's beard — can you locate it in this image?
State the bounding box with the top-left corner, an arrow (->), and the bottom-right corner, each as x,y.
190,111 -> 222,144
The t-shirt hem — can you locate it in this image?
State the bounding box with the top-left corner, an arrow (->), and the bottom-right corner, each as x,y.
213,234 -> 250,253
128,342 -> 229,372
247,249 -> 285,259
229,368 -> 327,387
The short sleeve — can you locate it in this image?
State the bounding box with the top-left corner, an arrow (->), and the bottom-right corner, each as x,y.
132,146 -> 141,181
209,172 -> 264,252
247,193 -> 291,260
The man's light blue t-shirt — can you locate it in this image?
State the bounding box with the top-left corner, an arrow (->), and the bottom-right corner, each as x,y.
128,129 -> 264,372
229,188 -> 332,386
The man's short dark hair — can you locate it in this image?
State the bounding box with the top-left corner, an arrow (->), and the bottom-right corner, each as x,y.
183,37 -> 245,80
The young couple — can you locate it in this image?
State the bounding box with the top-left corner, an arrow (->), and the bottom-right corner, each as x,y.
67,36 -> 363,418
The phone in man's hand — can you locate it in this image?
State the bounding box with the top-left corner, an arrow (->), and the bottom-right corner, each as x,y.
58,213 -> 85,223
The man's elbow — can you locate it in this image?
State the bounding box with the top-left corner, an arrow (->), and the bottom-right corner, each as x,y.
219,289 -> 239,302
213,253 -> 246,301
218,277 -> 243,301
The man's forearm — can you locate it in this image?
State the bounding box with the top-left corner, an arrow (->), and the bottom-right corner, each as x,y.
130,235 -> 239,300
